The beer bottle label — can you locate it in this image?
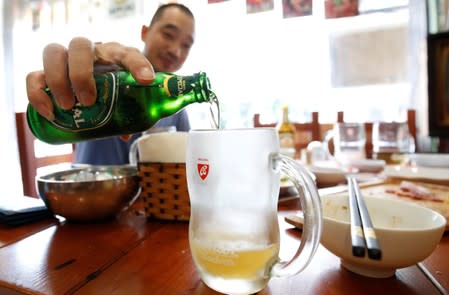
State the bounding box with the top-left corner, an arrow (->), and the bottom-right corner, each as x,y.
49,72 -> 117,131
164,75 -> 195,96
279,133 -> 295,149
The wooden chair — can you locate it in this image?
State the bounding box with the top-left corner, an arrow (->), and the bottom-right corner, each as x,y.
253,112 -> 324,156
15,112 -> 75,197
337,109 -> 418,158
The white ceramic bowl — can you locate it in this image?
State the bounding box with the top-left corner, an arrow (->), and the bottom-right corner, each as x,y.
320,194 -> 446,278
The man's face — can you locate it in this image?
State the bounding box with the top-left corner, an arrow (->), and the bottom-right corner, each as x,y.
141,7 -> 195,73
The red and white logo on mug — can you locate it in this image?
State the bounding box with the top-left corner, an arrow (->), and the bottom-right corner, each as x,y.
197,158 -> 209,181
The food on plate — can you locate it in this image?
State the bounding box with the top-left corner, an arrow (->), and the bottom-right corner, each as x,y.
358,181 -> 449,229
385,181 -> 445,202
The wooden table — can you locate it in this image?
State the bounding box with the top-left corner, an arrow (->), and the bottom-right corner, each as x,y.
0,193 -> 447,295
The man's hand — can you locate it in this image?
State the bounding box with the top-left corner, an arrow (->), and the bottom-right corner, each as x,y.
26,37 -> 155,121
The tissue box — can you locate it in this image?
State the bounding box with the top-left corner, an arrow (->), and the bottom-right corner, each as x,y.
136,132 -> 190,221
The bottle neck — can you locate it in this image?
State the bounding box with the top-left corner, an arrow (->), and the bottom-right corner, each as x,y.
116,70 -> 215,104
193,72 -> 214,103
282,108 -> 289,124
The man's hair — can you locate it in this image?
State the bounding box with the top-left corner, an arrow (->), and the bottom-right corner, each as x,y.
149,3 -> 195,26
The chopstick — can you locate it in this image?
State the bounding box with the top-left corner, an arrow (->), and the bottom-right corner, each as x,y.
347,176 -> 382,260
347,177 -> 366,257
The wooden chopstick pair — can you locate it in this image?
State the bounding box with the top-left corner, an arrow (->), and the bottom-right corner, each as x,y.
347,176 -> 382,260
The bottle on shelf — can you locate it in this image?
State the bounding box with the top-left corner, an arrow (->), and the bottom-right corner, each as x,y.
27,71 -> 218,144
277,105 -> 296,158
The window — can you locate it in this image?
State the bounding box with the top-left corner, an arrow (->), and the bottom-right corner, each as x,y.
183,0 -> 415,127
3,0 -> 422,196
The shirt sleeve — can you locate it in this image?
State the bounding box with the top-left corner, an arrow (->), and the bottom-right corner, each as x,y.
154,109 -> 191,132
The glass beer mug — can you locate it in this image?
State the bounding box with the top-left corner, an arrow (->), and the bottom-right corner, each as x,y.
186,128 -> 323,295
372,122 -> 415,165
323,122 -> 366,166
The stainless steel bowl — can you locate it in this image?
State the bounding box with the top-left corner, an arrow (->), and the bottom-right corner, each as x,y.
36,165 -> 140,222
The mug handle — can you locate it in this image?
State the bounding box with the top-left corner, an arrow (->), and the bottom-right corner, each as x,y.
406,132 -> 416,154
129,139 -> 139,166
323,130 -> 335,162
270,153 -> 323,277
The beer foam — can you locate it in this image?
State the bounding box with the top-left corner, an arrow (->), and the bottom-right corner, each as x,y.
193,237 -> 272,252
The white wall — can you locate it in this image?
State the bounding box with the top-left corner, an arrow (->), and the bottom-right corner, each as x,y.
1,0 -> 23,197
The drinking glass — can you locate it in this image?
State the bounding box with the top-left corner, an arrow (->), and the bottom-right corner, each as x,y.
372,122 -> 415,165
186,128 -> 322,295
324,123 -> 366,166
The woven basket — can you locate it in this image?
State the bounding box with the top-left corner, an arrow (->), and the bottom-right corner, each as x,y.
137,162 -> 190,221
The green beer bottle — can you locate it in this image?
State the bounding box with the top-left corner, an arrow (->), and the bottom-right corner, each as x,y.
27,71 -> 216,144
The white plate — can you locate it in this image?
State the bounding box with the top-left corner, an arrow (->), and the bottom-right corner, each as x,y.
307,165 -> 347,186
348,159 -> 386,173
383,165 -> 449,183
279,170 -> 317,196
409,153 -> 449,168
